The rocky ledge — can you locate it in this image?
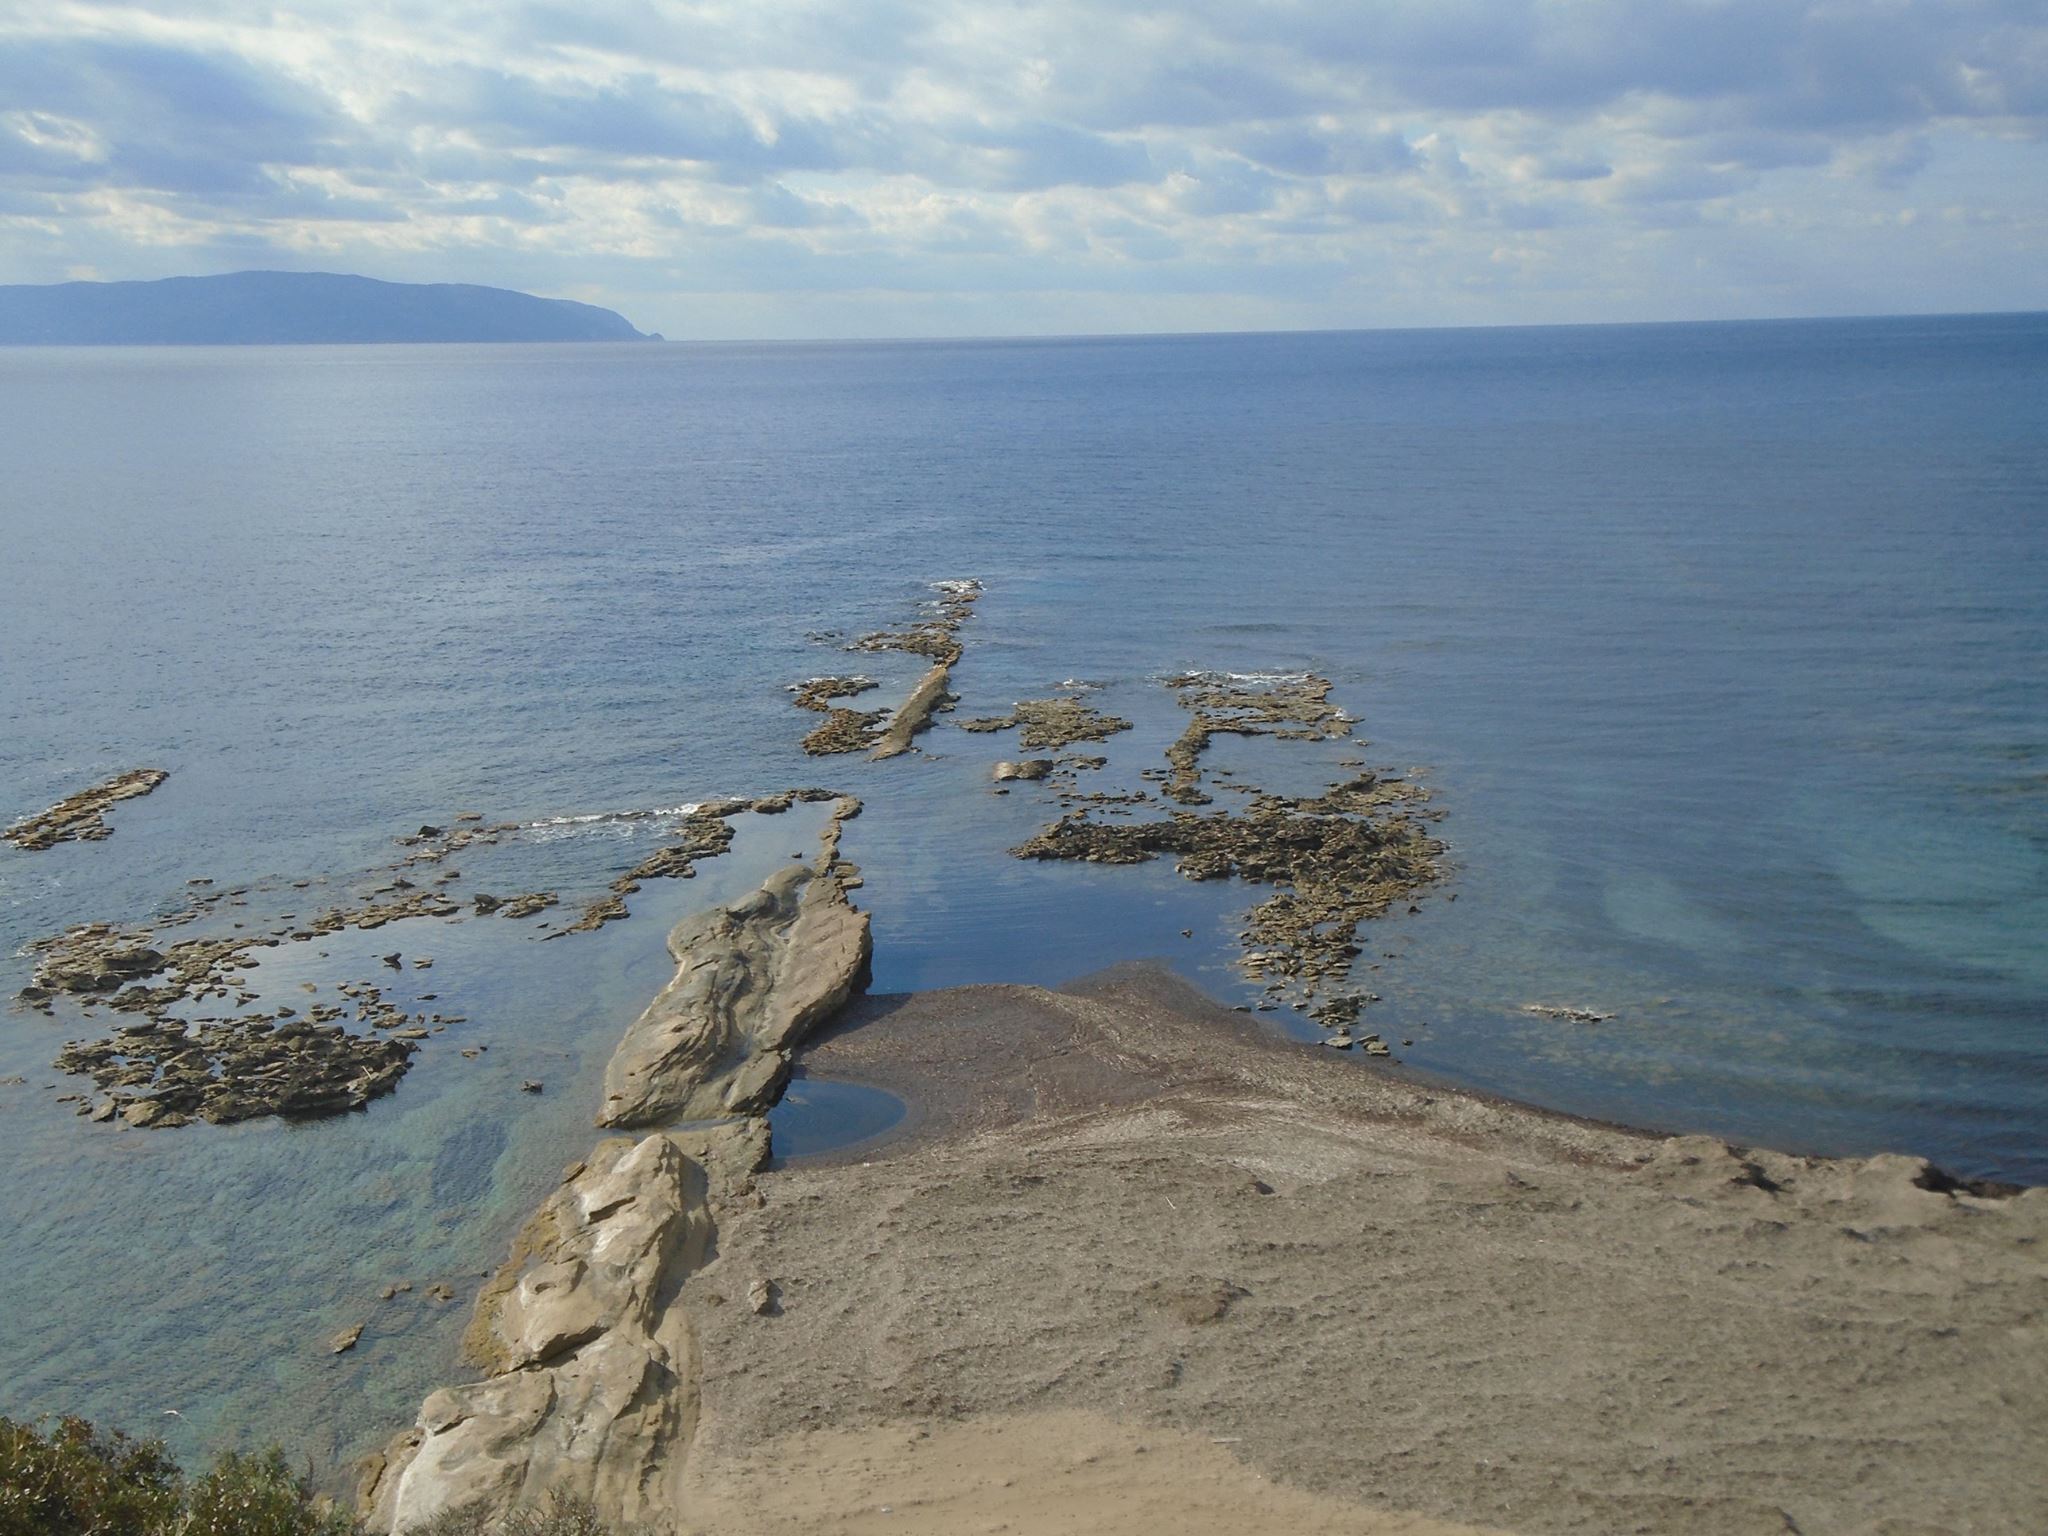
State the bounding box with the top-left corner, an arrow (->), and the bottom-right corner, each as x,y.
5,768 -> 169,850
598,848 -> 871,1127
359,1122 -> 768,1533
364,812 -> 870,1534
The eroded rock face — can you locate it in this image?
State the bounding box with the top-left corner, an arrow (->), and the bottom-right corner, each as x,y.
363,1127 -> 764,1533
5,768 -> 169,850
598,864 -> 871,1128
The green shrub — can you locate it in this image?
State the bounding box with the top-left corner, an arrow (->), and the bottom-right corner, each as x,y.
0,1416 -> 182,1536
180,1449 -> 354,1536
0,1419 -> 353,1536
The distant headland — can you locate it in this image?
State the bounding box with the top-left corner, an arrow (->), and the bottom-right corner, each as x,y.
0,270 -> 659,345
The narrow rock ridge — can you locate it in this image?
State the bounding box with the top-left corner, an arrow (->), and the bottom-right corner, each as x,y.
867,662 -> 954,760
362,808 -> 869,1533
359,1122 -> 768,1533
5,768 -> 169,850
791,580 -> 979,757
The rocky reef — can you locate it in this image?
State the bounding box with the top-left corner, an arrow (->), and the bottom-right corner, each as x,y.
1014,773 -> 1443,1026
5,768 -> 169,850
53,1017 -> 414,1127
789,677 -> 886,756
957,695 -> 1132,750
999,671 -> 1444,1031
793,582 -> 980,758
19,792 -> 853,1126
1161,672 -> 1350,805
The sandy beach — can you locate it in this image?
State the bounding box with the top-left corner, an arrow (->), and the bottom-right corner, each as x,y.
665,965 -> 2047,1536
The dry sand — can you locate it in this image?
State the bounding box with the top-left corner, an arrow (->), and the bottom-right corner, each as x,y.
673,966 -> 2047,1536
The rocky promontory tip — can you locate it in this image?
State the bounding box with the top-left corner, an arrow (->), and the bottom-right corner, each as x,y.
5,768 -> 169,850
599,854 -> 872,1127
361,1124 -> 765,1533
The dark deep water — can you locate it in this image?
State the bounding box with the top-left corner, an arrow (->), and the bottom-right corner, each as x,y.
2,313 -> 2044,1464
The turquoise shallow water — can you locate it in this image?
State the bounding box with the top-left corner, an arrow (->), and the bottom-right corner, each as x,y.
1,316 -> 2044,1466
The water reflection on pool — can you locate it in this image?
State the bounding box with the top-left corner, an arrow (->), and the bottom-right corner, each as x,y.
768,1074 -> 907,1160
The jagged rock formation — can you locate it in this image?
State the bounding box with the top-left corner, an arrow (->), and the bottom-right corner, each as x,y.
364,811 -> 869,1534
5,768 -> 168,850
598,859 -> 871,1127
360,1124 -> 767,1533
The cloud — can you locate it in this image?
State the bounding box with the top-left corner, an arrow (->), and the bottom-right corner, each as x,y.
0,0 -> 2041,334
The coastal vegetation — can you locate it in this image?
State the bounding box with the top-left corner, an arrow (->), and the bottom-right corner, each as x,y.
0,1416 -> 617,1536
0,1416 -> 350,1536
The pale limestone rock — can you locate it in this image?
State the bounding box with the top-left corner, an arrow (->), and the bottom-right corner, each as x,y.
366,1125 -> 767,1534
597,865 -> 870,1129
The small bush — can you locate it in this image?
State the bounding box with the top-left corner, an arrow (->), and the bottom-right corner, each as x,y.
180,1449 -> 355,1536
0,1416 -> 182,1536
0,1418 -> 353,1536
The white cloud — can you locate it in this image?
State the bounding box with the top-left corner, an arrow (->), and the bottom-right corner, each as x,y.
0,0 -> 2042,335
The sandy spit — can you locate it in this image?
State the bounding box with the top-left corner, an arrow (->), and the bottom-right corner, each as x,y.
674,965 -> 2048,1536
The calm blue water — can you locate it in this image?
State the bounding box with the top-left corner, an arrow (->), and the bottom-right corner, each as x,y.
2,315 -> 2045,1468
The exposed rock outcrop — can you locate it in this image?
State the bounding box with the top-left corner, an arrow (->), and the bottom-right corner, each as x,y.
868,663 -> 954,761
5,768 -> 169,850
960,697 -> 1132,751
795,581 -> 980,758
598,862 -> 871,1127
365,815 -> 868,1535
993,759 -> 1056,782
361,1124 -> 768,1534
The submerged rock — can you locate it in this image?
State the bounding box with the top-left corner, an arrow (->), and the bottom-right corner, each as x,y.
1524,1004 -> 1614,1024
598,863 -> 872,1128
55,1015 -> 417,1127
5,768 -> 169,851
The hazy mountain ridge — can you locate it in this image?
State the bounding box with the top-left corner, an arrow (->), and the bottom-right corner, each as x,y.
0,271 -> 656,344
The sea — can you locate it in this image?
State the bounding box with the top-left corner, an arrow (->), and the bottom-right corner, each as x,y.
2,314 -> 2044,1472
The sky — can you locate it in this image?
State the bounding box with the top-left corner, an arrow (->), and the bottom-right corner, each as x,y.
0,0 -> 2044,339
